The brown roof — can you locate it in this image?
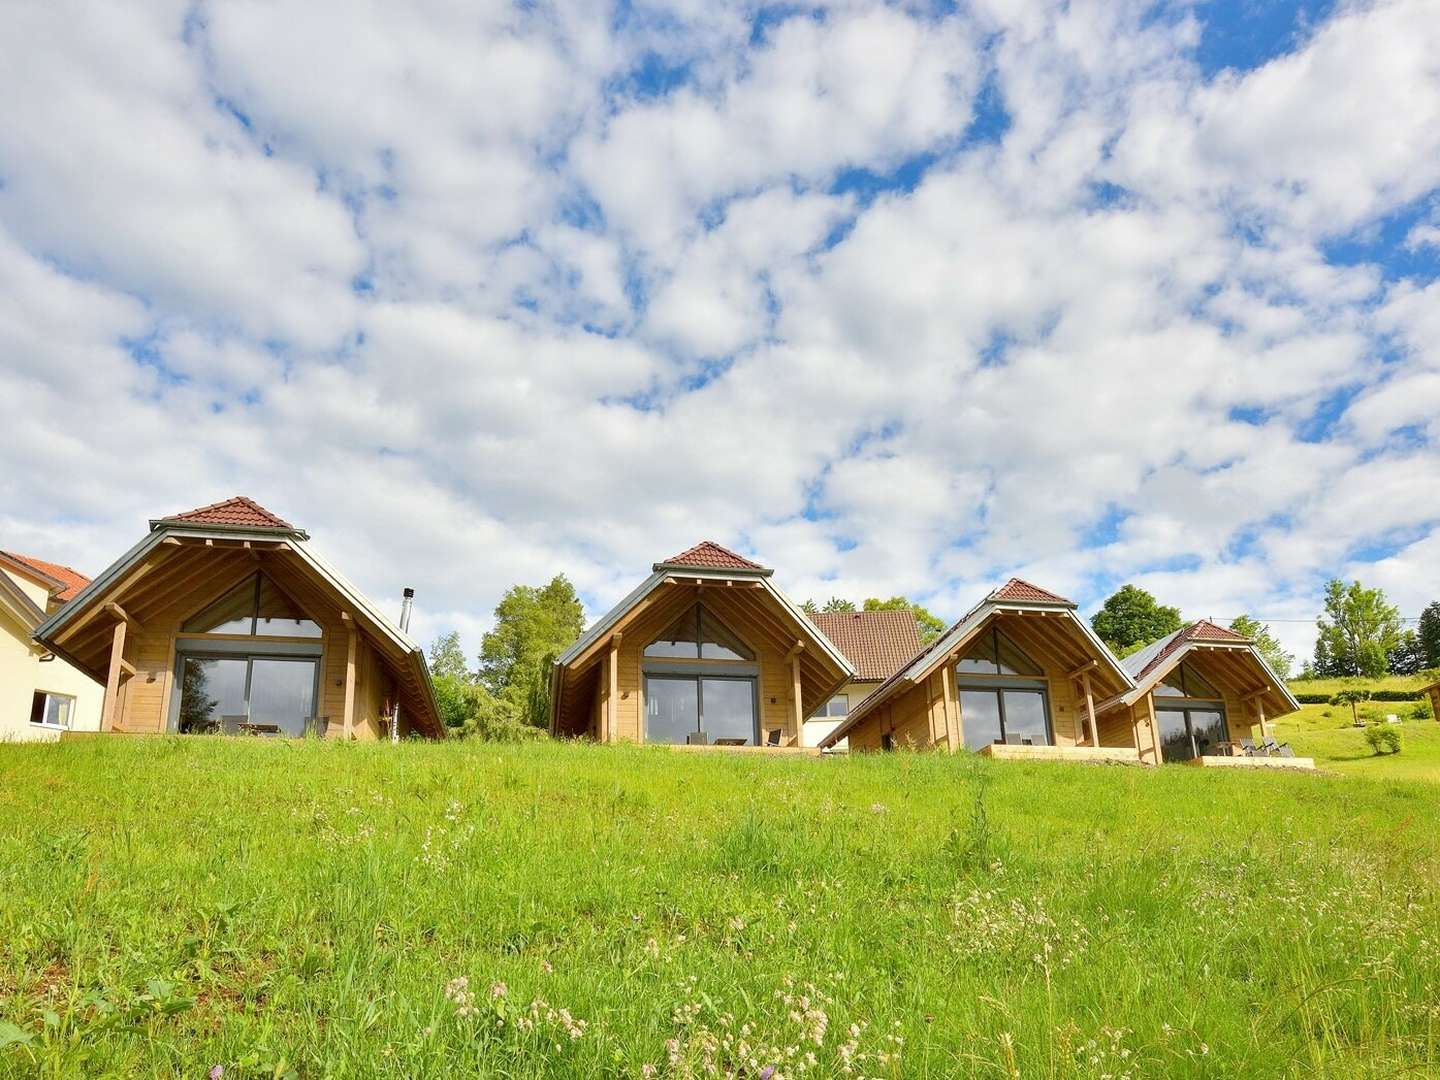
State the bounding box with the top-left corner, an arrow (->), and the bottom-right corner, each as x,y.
656,540 -> 767,572
0,551 -> 91,602
809,609 -> 924,681
989,578 -> 1073,605
1126,619 -> 1251,685
158,496 -> 294,531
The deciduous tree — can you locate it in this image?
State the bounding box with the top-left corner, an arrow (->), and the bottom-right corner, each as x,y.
479,575 -> 585,726
1311,579 -> 1402,679
1090,585 -> 1182,654
1228,615 -> 1294,680
862,596 -> 947,642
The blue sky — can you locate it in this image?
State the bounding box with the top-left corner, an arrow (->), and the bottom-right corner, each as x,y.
2,0 -> 1439,664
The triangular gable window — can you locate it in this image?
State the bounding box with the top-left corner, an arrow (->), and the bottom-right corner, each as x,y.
955,626 -> 1043,677
182,573 -> 321,638
644,603 -> 754,661
1154,661 -> 1221,700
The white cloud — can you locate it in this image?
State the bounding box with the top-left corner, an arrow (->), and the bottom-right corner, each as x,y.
2,0 -> 1439,671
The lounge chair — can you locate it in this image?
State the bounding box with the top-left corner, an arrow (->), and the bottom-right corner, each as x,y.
1276,745 -> 1296,758
1260,737 -> 1281,756
1239,738 -> 1257,756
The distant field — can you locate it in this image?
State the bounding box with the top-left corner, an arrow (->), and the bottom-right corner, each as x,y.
1286,672 -> 1438,697
2,738 -> 1439,1078
1274,700 -> 1440,783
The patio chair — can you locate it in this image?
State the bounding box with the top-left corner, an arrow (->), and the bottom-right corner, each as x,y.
1276,745 -> 1296,758
1260,737 -> 1281,756
713,737 -> 748,747
1239,738 -> 1258,756
686,732 -> 709,746
766,728 -> 783,747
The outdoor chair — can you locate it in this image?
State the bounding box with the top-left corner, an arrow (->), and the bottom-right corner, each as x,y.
1239,738 -> 1258,756
686,732 -> 708,746
1260,737 -> 1281,756
1276,745 -> 1296,758
713,737 -> 747,747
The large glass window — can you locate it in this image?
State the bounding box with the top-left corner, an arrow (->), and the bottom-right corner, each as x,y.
182,573 -> 321,638
819,694 -> 849,718
644,674 -> 756,745
1154,661 -> 1221,699
958,685 -> 1053,749
1155,706 -> 1228,762
177,655 -> 317,737
644,604 -> 754,661
955,627 -> 1043,676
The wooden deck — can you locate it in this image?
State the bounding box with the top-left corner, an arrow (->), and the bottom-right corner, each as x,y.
663,742 -> 823,757
978,744 -> 1143,765
1188,754 -> 1316,771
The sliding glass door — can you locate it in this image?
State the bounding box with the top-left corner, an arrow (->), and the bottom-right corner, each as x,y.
1154,705 -> 1228,762
644,674 -> 757,745
958,685 -> 1053,750
177,654 -> 318,736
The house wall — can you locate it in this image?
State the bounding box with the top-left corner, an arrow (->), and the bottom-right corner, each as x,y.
601,593 -> 806,745
1099,687 -> 1259,764
801,679 -> 879,748
844,655 -> 1094,753
0,579 -> 103,743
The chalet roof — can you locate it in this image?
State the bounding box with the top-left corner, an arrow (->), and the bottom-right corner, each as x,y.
989,578 -> 1073,605
808,609 -> 924,682
655,540 -> 769,574
153,496 -> 296,532
1123,620 -> 1251,684
0,551 -> 91,602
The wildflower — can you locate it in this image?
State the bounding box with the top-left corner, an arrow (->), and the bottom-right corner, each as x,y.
209,1068 -> 223,1080
490,981 -> 508,1000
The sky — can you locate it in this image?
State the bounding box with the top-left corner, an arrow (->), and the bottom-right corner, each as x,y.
3,0 -> 1439,668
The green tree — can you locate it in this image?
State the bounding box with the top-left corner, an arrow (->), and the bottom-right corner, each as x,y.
1090,585 -> 1182,654
1418,601 -> 1440,669
1330,688 -> 1371,727
863,596 -> 947,642
821,597 -> 856,613
1312,579 -> 1402,679
428,630 -> 471,681
479,575 -> 585,726
1228,615 -> 1294,680
1387,631 -> 1426,676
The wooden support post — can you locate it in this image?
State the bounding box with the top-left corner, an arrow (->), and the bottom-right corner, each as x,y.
1081,671 -> 1098,747
1256,697 -> 1267,741
1142,694 -> 1158,764
101,619 -> 127,731
341,613 -> 357,740
789,640 -> 804,743
940,662 -> 960,752
607,634 -> 621,744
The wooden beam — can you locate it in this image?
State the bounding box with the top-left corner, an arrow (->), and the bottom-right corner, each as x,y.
607,634 -> 621,744
1067,659 -> 1098,678
118,658 -> 136,678
1081,670 -> 1098,747
101,619 -> 127,731
103,601 -> 140,632
342,614 -> 357,740
941,661 -> 960,752
791,647 -> 803,741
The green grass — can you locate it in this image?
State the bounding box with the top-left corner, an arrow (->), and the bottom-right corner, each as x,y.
1275,701 -> 1440,783
3,739 -> 1439,1078
1286,672 -> 1438,698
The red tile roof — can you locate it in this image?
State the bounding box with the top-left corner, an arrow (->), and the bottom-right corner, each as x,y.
989,578 -> 1073,605
158,496 -> 295,530
656,540 -> 768,572
809,609 -> 924,681
1129,619 -> 1251,684
0,551 -> 91,602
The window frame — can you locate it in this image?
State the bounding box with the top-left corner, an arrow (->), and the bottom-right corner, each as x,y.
821,693 -> 849,718
180,572 -> 322,640
955,675 -> 1055,749
167,638 -> 324,736
642,602 -> 755,663
642,671 -> 760,745
29,690 -> 76,730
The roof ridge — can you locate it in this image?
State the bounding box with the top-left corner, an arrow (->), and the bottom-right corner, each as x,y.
158,495 -> 296,531
655,539 -> 768,573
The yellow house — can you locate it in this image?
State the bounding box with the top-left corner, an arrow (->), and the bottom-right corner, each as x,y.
1,551 -> 103,741
1094,620 -> 1302,765
819,579 -> 1137,760
32,497 -> 441,740
803,609 -> 923,748
550,541 -> 854,747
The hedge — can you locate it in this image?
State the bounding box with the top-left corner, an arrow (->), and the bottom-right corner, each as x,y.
1293,690 -> 1426,704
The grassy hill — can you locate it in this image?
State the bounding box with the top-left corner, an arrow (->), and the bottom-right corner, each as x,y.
2,738 -> 1439,1078
1275,676 -> 1440,783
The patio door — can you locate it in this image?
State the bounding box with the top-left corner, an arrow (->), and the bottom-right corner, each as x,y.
644,674 -> 757,745
1154,705 -> 1228,762
176,654 -> 319,737
957,685 -> 1053,750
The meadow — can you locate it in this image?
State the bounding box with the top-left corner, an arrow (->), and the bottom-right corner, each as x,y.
1,736 -> 1438,1079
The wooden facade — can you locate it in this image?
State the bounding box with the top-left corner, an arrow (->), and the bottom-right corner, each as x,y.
551,552 -> 852,745
839,608 -> 1130,753
34,513 -> 440,739
1095,640 -> 1298,765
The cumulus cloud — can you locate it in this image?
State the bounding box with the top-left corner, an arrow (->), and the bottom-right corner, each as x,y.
2,0 -> 1439,666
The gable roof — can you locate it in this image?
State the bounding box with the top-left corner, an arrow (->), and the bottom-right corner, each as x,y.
655,540 -> 769,574
152,496 -> 298,534
809,609 -> 924,681
1122,619 -> 1251,685
817,577 -> 1132,748
0,551 -> 91,602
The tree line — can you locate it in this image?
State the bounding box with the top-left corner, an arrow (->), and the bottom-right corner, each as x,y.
1087,580 -> 1440,681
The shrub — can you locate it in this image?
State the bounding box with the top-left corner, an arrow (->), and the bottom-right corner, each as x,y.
1412,698 -> 1435,721
1363,727 -> 1401,755
1293,690 -> 1423,704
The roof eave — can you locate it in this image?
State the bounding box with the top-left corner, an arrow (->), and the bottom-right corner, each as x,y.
651,561 -> 773,577
149,518 -> 309,541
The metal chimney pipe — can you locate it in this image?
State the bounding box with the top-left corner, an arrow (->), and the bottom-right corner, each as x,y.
399,587 -> 415,633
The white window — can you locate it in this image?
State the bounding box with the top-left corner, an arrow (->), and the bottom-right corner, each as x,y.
30,691 -> 74,729
822,694 -> 849,717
